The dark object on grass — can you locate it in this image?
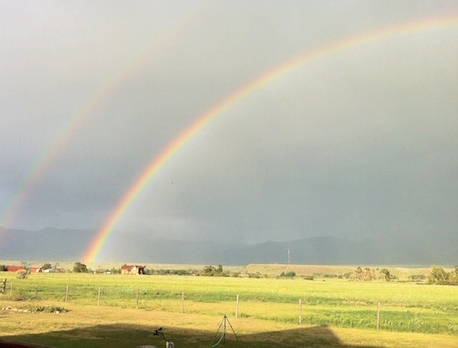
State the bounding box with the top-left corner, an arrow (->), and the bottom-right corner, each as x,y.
0,340 -> 55,348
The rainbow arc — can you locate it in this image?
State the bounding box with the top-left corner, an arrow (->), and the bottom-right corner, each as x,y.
82,16 -> 458,265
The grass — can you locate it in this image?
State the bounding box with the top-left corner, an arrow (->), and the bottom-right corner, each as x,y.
1,301 -> 457,348
0,266 -> 457,347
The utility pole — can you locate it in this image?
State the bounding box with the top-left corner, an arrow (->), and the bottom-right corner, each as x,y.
288,248 -> 291,265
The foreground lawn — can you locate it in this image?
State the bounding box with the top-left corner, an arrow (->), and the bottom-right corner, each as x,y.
0,301 -> 457,348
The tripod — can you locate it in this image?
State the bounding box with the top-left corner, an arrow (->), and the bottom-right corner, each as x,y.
154,327 -> 174,348
210,314 -> 239,347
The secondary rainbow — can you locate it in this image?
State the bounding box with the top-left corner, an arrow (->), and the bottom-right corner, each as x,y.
84,15 -> 458,265
0,73 -> 129,231
0,12 -> 199,237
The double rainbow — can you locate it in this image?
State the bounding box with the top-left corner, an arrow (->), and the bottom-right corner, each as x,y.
2,15 -> 456,263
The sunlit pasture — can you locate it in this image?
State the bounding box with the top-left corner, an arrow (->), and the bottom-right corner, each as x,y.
0,270 -> 457,347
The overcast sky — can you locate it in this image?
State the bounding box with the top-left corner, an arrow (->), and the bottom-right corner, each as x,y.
1,1 -> 457,247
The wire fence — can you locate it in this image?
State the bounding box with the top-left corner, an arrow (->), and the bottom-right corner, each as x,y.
1,279 -> 455,335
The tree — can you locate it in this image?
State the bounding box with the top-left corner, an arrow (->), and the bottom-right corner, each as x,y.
380,268 -> 391,281
351,267 -> 363,280
449,266 -> 458,285
428,265 -> 449,285
363,268 -> 373,281
201,265 -> 227,277
41,263 -> 53,271
73,262 -> 88,273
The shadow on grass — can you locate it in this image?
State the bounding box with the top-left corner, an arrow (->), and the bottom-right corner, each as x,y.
0,323 -> 382,348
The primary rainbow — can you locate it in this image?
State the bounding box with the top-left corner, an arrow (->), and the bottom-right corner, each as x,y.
82,15 -> 458,265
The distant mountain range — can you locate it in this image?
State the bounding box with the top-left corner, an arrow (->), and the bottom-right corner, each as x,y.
0,227 -> 456,266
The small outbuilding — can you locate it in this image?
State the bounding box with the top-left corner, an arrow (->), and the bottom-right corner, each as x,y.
121,264 -> 146,275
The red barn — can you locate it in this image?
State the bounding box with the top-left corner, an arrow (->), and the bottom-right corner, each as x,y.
6,265 -> 25,272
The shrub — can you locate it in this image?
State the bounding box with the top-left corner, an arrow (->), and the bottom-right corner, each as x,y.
408,274 -> 426,282
16,270 -> 28,279
279,271 -> 296,278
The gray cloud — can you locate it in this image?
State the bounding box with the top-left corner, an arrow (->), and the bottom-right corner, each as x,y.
1,1 -> 457,250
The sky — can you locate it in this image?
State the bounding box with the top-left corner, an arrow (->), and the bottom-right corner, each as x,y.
1,1 -> 457,250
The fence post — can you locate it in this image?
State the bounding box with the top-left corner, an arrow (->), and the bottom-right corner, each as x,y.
98,287 -> 101,307
65,285 -> 69,303
299,298 -> 302,324
1,278 -> 6,294
376,301 -> 380,330
235,294 -> 239,318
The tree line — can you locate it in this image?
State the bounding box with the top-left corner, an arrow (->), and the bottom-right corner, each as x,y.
2,263 -> 457,285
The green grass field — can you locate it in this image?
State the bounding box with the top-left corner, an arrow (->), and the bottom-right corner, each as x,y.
0,266 -> 457,347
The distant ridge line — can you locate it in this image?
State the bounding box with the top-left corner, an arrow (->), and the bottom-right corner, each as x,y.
0,227 -> 455,266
